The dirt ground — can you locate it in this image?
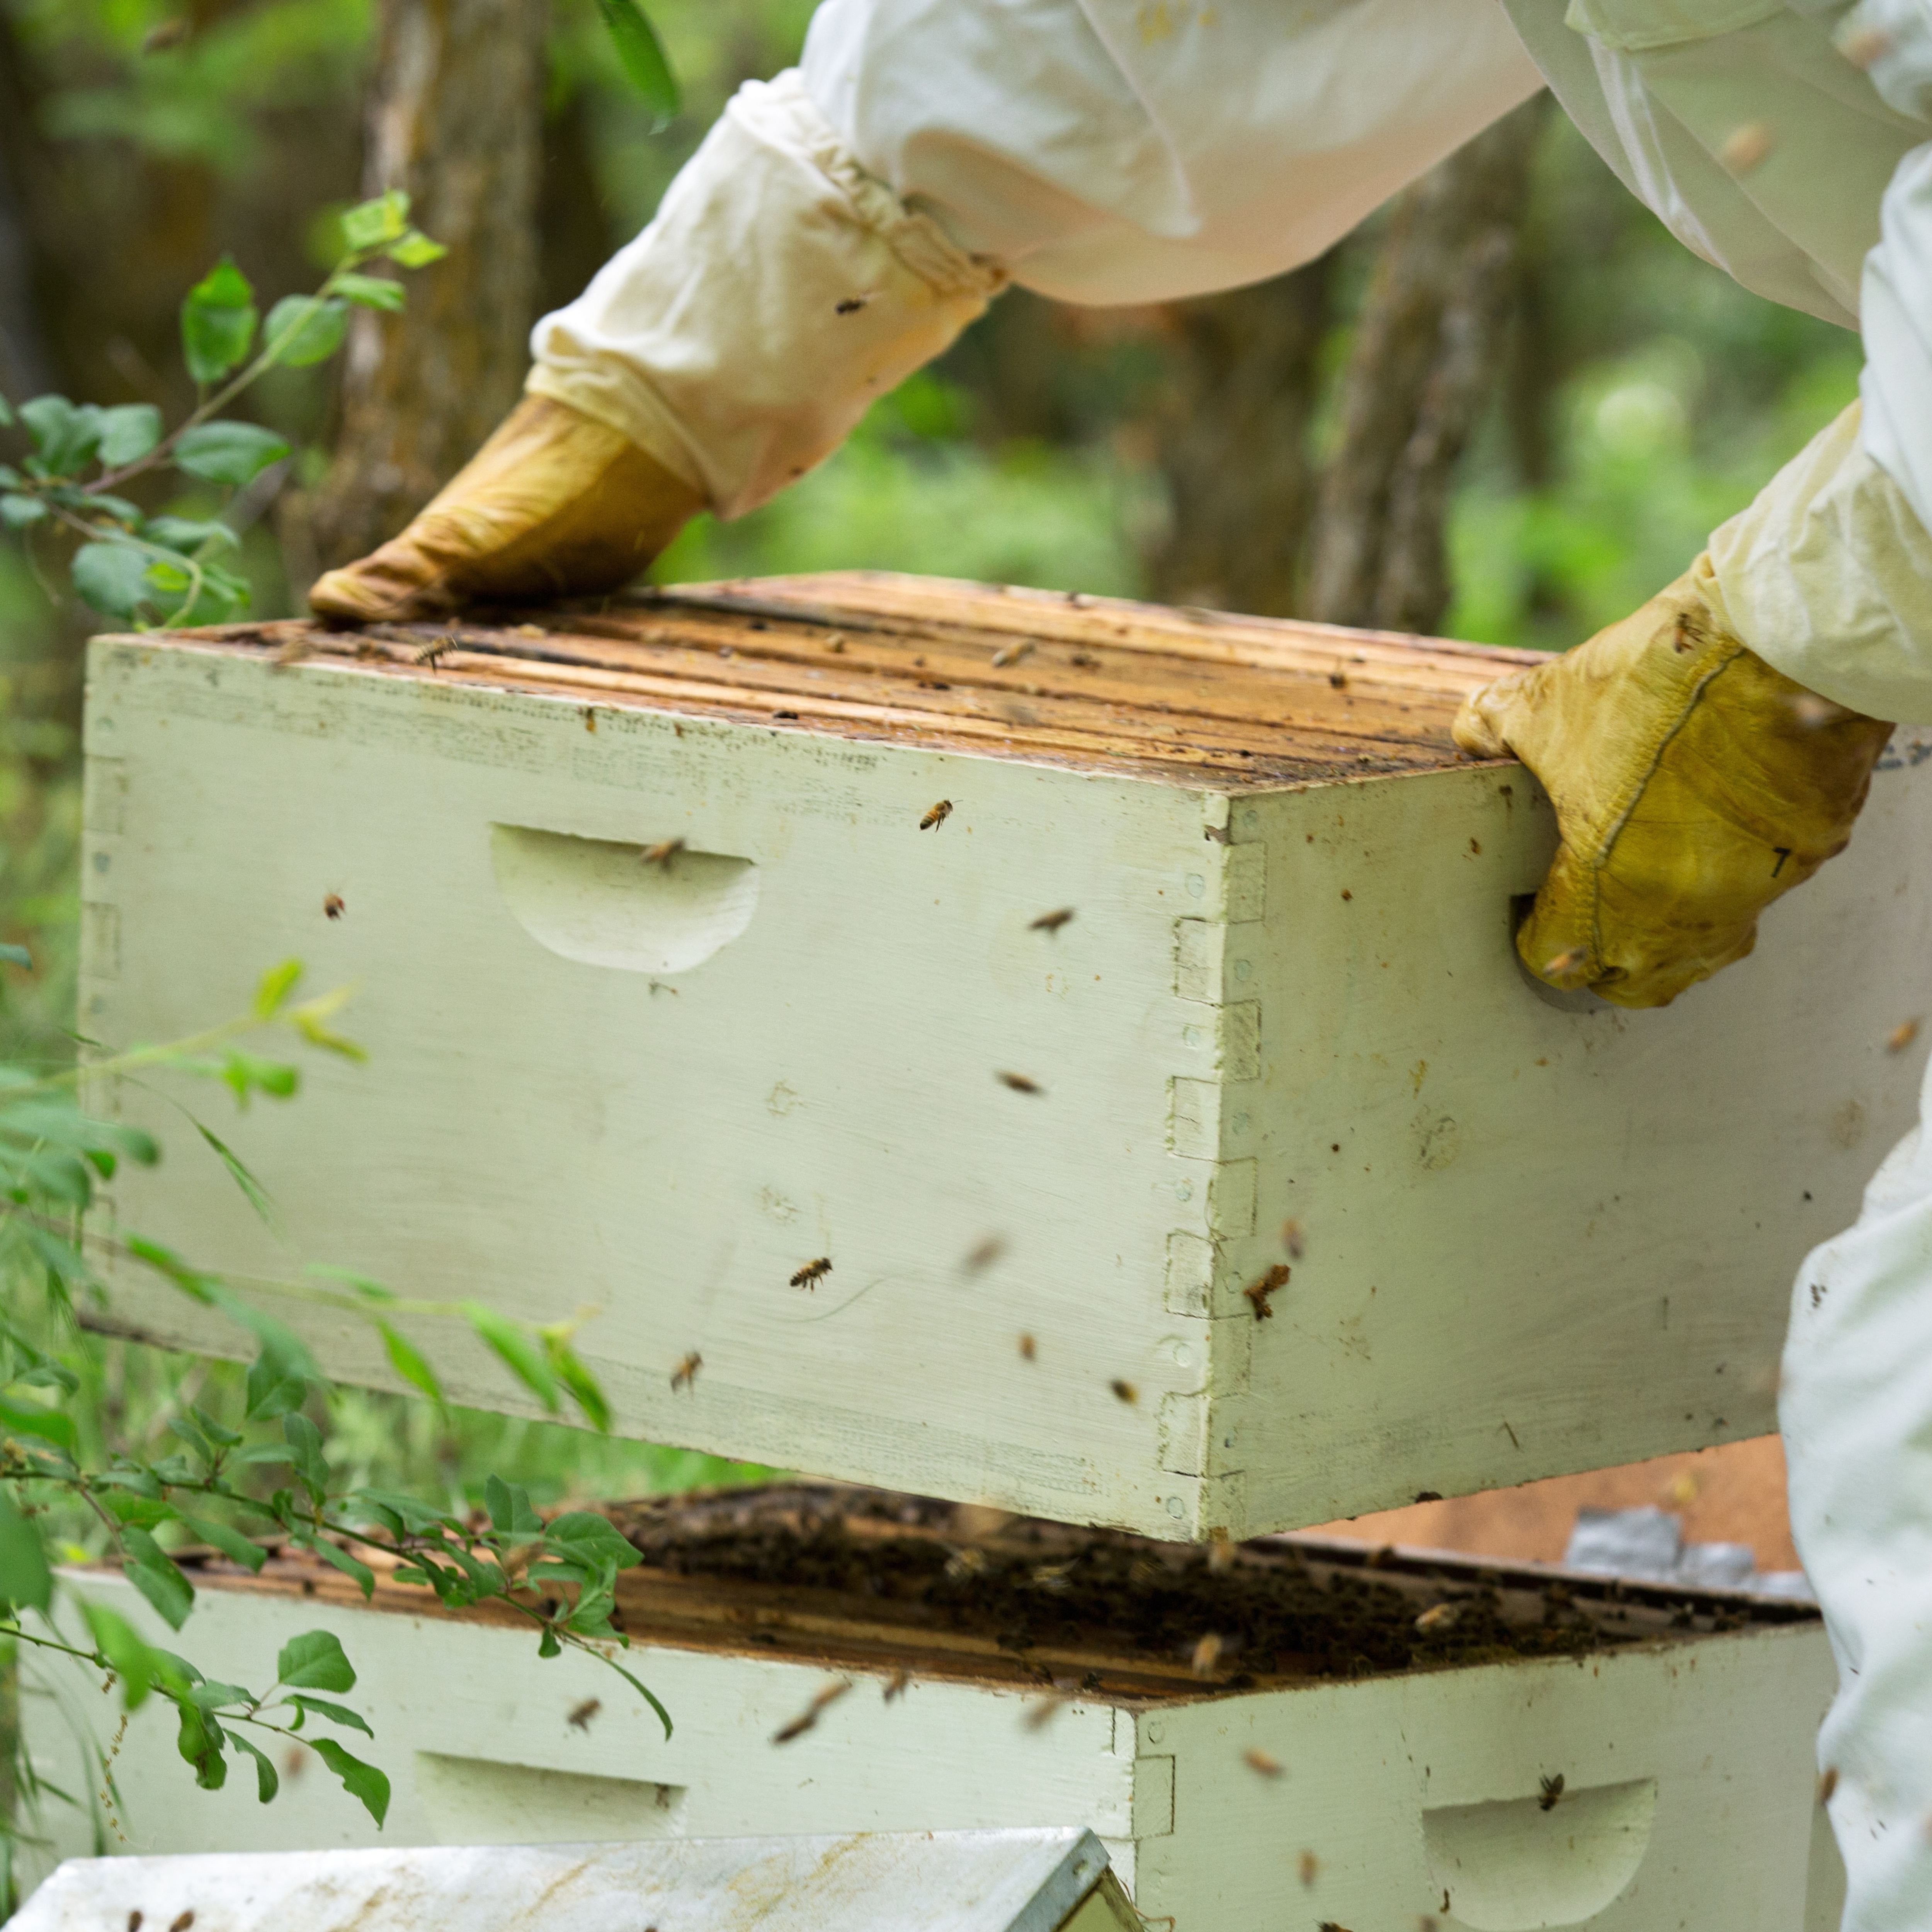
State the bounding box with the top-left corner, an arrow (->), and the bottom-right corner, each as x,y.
1308,1434 -> 1797,1571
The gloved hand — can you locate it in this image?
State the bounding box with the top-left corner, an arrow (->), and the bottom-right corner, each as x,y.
306,397 -> 705,624
1453,560 -> 1893,1008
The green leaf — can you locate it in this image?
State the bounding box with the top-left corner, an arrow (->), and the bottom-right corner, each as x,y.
277,1628 -> 355,1692
96,404 -> 163,466
283,1412 -> 327,1493
350,1488 -> 456,1536
181,255 -> 258,384
173,420 -> 291,487
386,230 -> 446,269
264,295 -> 347,369
0,494 -> 46,531
536,1623 -> 560,1659
190,1404 -> 242,1447
603,1655 -> 674,1740
288,1692 -> 372,1736
308,1265 -> 396,1304
175,1699 -> 227,1789
231,1732 -> 279,1803
485,1475 -> 539,1536
20,396 -> 102,476
80,1599 -> 155,1708
292,1009 -> 367,1060
375,1319 -> 442,1404
195,1121 -> 276,1225
218,1049 -> 299,1106
462,1304 -> 559,1412
0,1396 -> 77,1456
594,0 -> 680,121
339,190 -> 410,252
311,1735 -> 390,1827
542,1332 -> 611,1434
245,1354 -> 308,1422
144,515 -> 238,554
180,1516 -> 267,1573
254,959 -> 303,1017
542,1512 -> 641,1571
302,1536 -> 375,1599
0,1489 -> 51,1612
70,541 -> 156,622
332,273 -> 406,313
119,1527 -> 194,1631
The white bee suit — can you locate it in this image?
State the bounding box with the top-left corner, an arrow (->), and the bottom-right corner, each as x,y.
527,8 -> 1932,1922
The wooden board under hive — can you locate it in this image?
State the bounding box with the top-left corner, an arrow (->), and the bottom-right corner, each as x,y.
76,573 -> 1932,1538
20,1486 -> 1844,1929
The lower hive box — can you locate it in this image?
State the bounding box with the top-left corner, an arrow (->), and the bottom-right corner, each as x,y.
77,573 -> 1932,1539
22,1486 -> 1844,1929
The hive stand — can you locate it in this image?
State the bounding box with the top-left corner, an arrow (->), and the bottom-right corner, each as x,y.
75,574 -> 1932,1537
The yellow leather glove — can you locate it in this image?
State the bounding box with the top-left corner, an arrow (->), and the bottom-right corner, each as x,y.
307,397 -> 705,624
1452,560 -> 1894,1008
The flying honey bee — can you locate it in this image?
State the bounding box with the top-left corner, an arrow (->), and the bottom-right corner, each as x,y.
790,1257 -> 832,1289
641,838 -> 685,869
1889,1019 -> 1920,1054
997,1071 -> 1044,1095
1109,1379 -> 1137,1405
883,1668 -> 913,1703
1243,1264 -> 1289,1321
1243,1747 -> 1284,1778
1023,1689 -> 1073,1731
1298,1851 -> 1319,1888
413,633 -> 456,670
670,1352 -> 702,1392
1414,1602 -> 1462,1636
963,1236 -> 1006,1273
991,641 -> 1034,668
1029,908 -> 1075,934
1281,1218 -> 1306,1260
323,894 -> 345,920
567,1698 -> 601,1731
1190,1633 -> 1222,1678
170,1915 -> 195,1932
771,1678 -> 851,1745
919,799 -> 953,831
1538,1772 -> 1566,1811
1019,1333 -> 1037,1361
1818,1767 -> 1838,1806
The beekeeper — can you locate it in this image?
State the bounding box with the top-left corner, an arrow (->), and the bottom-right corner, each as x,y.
311,4 -> 1932,1920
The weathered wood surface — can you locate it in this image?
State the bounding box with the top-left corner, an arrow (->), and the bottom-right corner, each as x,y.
77,573 -> 1932,1540
22,1541 -> 1842,1929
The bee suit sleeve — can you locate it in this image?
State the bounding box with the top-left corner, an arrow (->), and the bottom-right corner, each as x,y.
524,0 -> 1541,520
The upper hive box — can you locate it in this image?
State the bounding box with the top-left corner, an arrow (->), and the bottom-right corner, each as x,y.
78,573 -> 1932,1541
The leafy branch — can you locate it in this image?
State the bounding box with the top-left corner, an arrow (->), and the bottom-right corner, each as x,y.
0,190 -> 445,631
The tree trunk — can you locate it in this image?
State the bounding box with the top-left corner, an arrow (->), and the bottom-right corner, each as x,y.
1145,256 -> 1335,616
1307,94 -> 1550,634
305,0 -> 548,575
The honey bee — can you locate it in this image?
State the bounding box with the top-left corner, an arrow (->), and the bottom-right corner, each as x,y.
790,1257 -> 832,1290
323,894 -> 345,920
413,633 -> 457,670
1028,908 -> 1075,934
1243,1264 -> 1289,1321
883,1668 -> 913,1703
1206,1527 -> 1234,1573
991,642 -> 1034,668
1298,1850 -> 1319,1888
641,838 -> 685,869
1069,651 -> 1099,669
1818,1767 -> 1838,1805
1538,1772 -> 1565,1811
997,1071 -> 1044,1095
1281,1219 -> 1306,1260
1414,1602 -> 1462,1636
1719,121 -> 1775,175
963,1236 -> 1006,1272
170,1915 -> 195,1932
670,1352 -> 702,1392
1889,1019 -> 1920,1054
920,799 -> 953,831
1317,1923 -> 1354,1932
1328,668 -> 1349,690
1243,1747 -> 1284,1778
1542,946 -> 1590,980
1023,1689 -> 1074,1731
567,1698 -> 601,1731
1109,1379 -> 1137,1405
1841,24 -> 1891,68
834,294 -> 874,315
771,1678 -> 851,1744
1019,1333 -> 1037,1361
1189,1633 -> 1222,1678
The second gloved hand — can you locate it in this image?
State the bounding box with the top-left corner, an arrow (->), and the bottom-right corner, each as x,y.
1453,560 -> 1894,1008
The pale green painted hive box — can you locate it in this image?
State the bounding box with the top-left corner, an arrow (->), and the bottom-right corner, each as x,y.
75,573 -> 1932,1540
